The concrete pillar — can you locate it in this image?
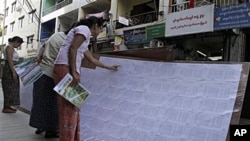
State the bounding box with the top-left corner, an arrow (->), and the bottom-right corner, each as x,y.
110,0 -> 118,21
159,0 -> 167,21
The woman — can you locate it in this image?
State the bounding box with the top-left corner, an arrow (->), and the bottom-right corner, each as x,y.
29,31 -> 69,138
53,16 -> 119,141
2,36 -> 24,113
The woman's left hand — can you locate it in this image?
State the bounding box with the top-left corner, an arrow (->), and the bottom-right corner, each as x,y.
12,72 -> 18,82
70,71 -> 80,87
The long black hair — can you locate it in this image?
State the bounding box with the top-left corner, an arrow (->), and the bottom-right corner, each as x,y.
75,16 -> 104,29
8,36 -> 24,43
64,22 -> 78,35
63,16 -> 103,35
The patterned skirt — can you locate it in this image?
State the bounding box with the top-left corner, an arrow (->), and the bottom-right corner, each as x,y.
29,74 -> 59,131
1,60 -> 20,107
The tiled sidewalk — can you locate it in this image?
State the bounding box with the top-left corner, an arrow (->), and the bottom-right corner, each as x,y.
0,81 -> 58,141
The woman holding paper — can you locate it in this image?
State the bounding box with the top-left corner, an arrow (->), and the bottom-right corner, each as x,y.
1,36 -> 23,113
29,31 -> 69,138
53,16 -> 119,141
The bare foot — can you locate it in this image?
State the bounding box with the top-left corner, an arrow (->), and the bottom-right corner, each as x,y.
2,108 -> 16,113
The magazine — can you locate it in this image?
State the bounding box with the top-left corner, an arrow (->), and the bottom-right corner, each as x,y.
53,73 -> 90,108
14,57 -> 34,75
14,57 -> 44,87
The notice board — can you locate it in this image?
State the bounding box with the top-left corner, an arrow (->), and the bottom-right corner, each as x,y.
79,56 -> 249,141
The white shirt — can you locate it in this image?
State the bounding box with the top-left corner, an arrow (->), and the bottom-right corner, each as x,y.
3,46 -> 19,62
54,25 -> 90,73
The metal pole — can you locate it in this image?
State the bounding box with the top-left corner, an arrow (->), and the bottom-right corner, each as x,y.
1,0 -> 7,44
1,0 -> 7,59
0,0 -> 7,78
37,0 -> 43,43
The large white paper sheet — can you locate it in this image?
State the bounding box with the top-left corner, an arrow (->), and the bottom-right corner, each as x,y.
80,57 -> 242,141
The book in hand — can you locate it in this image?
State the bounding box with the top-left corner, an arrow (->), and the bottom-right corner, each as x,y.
14,57 -> 44,87
53,73 -> 90,108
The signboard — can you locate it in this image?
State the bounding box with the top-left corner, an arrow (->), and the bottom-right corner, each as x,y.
146,23 -> 165,39
123,27 -> 149,45
214,3 -> 250,30
166,4 -> 214,37
114,36 -> 123,45
118,16 -> 129,26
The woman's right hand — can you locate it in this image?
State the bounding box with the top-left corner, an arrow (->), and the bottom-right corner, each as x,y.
70,71 -> 80,87
34,55 -> 42,64
105,65 -> 120,70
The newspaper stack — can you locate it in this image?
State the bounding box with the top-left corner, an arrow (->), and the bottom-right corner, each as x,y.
14,57 -> 44,87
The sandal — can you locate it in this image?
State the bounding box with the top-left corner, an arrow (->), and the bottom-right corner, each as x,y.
44,131 -> 59,138
10,107 -> 17,111
35,129 -> 45,134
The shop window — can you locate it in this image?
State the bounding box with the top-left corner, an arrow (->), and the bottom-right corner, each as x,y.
169,0 -> 215,12
171,0 -> 195,12
27,35 -> 34,44
27,35 -> 34,48
97,40 -> 114,53
195,0 -> 213,7
29,10 -> 36,23
4,26 -> 7,35
168,35 -> 224,61
5,7 -> 9,17
11,2 -> 16,13
18,16 -> 24,28
10,22 -> 15,32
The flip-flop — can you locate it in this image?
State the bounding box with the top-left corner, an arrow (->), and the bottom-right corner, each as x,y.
35,129 -> 45,134
44,131 -> 59,138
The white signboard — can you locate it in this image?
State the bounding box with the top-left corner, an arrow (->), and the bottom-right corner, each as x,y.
166,4 -> 214,37
118,16 -> 129,26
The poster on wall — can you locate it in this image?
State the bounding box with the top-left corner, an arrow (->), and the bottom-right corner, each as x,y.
123,27 -> 149,45
214,3 -> 250,30
165,4 -> 214,37
114,36 -> 123,51
146,23 -> 165,39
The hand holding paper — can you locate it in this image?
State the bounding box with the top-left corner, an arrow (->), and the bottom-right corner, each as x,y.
53,73 -> 90,108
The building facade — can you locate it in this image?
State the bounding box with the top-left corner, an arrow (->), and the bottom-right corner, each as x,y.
107,0 -> 247,62
41,0 -> 248,62
0,13 -> 4,42
1,0 -> 249,61
1,0 -> 42,58
40,0 -> 110,49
